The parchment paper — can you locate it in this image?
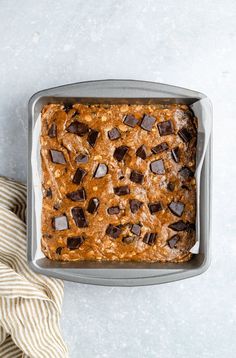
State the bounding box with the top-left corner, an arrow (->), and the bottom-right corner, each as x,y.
32,100 -> 212,259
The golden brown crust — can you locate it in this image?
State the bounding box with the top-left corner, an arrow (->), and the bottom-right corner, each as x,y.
40,103 -> 197,262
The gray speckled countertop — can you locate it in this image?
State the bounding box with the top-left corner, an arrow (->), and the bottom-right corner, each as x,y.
1,0 -> 236,357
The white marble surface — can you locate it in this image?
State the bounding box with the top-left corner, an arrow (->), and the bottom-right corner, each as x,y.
0,0 -> 236,357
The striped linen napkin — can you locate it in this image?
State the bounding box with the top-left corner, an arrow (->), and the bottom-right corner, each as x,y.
0,177 -> 68,358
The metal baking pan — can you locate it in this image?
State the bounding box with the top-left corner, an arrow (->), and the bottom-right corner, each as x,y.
27,79 -> 212,286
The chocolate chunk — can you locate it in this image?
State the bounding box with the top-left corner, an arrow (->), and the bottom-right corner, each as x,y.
157,120 -> 174,136
131,224 -> 141,236
66,188 -> 86,202
87,198 -> 100,214
56,247 -> 63,255
178,128 -> 192,143
73,168 -> 87,184
53,215 -> 69,231
106,224 -> 121,239
150,159 -> 165,174
179,167 -> 194,179
187,222 -> 196,232
148,202 -> 163,214
75,154 -> 88,163
181,184 -> 189,190
93,163 -> 108,178
168,220 -> 188,231
136,145 -> 147,160
67,236 -> 85,250
167,234 -> 180,248
48,123 -> 57,138
140,115 -> 155,131
113,145 -> 129,162
50,150 -> 66,164
168,201 -> 185,217
123,115 -> 138,128
130,170 -> 144,184
129,199 -> 143,213
107,206 -> 120,215
71,207 -> 88,227
114,185 -> 130,196
122,236 -> 135,244
87,129 -> 99,147
151,142 -> 168,154
171,147 -> 180,163
45,188 -> 52,198
64,104 -> 72,113
167,182 -> 175,192
143,233 -> 157,245
108,127 -> 121,140
66,121 -> 89,136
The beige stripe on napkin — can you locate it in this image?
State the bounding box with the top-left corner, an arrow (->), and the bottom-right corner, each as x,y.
0,177 -> 68,358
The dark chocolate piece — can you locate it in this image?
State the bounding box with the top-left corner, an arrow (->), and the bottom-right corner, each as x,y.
157,120 -> 174,136
168,201 -> 185,217
129,199 -> 143,213
130,170 -> 144,184
50,150 -> 66,164
148,202 -> 163,214
171,147 -> 180,163
66,121 -> 89,136
150,159 -> 165,174
93,163 -> 108,178
71,207 -> 88,227
66,188 -> 86,202
87,129 -> 99,147
123,115 -> 138,128
53,215 -> 69,231
108,127 -> 121,140
45,188 -> 52,198
181,184 -> 189,190
179,167 -> 194,179
67,236 -> 85,250
143,233 -> 157,245
114,185 -> 130,196
106,224 -> 121,239
75,154 -> 88,163
136,145 -> 148,160
151,142 -> 168,154
87,198 -> 100,214
107,206 -> 120,215
56,247 -> 63,255
188,222 -> 196,231
178,128 -> 192,143
113,145 -> 129,162
73,168 -> 87,184
131,224 -> 141,236
167,182 -> 175,192
122,236 -> 135,244
48,123 -> 57,138
168,220 -> 188,231
140,115 -> 155,131
167,234 -> 180,248
64,104 -> 73,113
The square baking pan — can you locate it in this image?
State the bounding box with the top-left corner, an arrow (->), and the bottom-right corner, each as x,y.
27,79 -> 212,286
